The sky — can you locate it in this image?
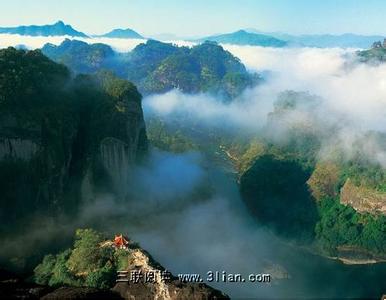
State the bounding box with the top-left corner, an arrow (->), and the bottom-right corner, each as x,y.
1,0 -> 386,37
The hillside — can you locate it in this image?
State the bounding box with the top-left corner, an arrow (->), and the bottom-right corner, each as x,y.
98,28 -> 144,39
0,48 -> 148,233
42,39 -> 260,100
357,40 -> 386,63
42,39 -> 117,73
198,30 -> 287,47
246,29 -> 384,48
30,229 -> 228,299
0,21 -> 87,37
235,91 -> 386,261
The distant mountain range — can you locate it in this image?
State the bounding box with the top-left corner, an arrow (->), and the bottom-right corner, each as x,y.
0,21 -> 144,39
41,39 -> 259,100
197,30 -> 287,47
245,29 -> 384,48
0,21 -> 88,37
97,28 -> 144,39
0,21 -> 384,48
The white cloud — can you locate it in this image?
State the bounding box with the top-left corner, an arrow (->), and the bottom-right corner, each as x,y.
0,34 -> 145,52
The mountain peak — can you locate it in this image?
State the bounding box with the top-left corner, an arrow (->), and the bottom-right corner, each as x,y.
0,21 -> 88,37
99,28 -> 144,39
198,30 -> 287,47
235,29 -> 248,34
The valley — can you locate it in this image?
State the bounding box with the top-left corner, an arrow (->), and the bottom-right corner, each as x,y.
0,14 -> 386,299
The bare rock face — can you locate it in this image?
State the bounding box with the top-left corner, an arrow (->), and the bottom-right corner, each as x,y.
112,248 -> 229,300
0,48 -> 148,226
340,179 -> 386,215
0,138 -> 38,161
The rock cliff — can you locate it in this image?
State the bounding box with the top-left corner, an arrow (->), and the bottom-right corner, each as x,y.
0,48 -> 148,229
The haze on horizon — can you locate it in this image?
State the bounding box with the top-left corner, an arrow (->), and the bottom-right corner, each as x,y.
2,0 -> 386,37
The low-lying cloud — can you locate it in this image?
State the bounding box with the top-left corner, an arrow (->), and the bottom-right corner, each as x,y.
145,45 -> 386,166
0,34 -> 196,53
0,34 -> 145,52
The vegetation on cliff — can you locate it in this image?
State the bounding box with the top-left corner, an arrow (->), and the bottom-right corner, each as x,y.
0,48 -> 148,233
42,39 -> 259,100
34,229 -> 118,289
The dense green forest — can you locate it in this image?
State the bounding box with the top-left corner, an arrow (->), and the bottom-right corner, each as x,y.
42,39 -> 260,100
146,89 -> 386,259
0,48 -> 147,235
34,229 -> 123,289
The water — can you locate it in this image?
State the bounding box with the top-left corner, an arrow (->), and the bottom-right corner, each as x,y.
121,151 -> 386,299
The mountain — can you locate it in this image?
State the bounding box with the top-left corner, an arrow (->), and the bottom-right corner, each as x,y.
356,41 -> 386,63
0,48 -> 147,231
0,20 -> 88,37
42,39 -> 260,100
246,29 -> 384,48
237,91 -> 386,260
29,229 -> 229,299
98,28 -> 144,39
42,39 -> 117,73
197,30 -> 287,47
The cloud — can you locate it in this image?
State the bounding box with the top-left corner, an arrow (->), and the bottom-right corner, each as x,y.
0,34 -> 197,53
145,45 -> 386,167
0,34 -> 145,52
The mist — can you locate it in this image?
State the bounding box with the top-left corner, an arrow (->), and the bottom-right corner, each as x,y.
1,37 -> 386,298
144,45 -> 386,167
0,34 -> 196,52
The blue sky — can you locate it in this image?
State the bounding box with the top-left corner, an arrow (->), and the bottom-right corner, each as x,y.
1,0 -> 386,36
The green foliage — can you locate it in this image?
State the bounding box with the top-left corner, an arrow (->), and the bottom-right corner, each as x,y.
307,163 -> 340,200
33,254 -> 56,285
34,249 -> 79,287
316,197 -> 386,256
34,229 -> 119,289
0,47 -> 69,111
339,160 -> 386,192
85,262 -> 116,289
200,30 -> 287,47
42,39 -> 115,74
146,117 -> 197,153
42,39 -> 259,100
240,155 -> 318,241
48,250 -> 79,287
114,249 -> 129,271
0,47 -> 147,235
357,47 -> 386,64
66,229 -> 112,275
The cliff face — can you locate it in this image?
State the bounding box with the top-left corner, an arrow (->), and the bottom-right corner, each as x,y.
340,179 -> 386,215
112,247 -> 228,300
0,48 -> 148,228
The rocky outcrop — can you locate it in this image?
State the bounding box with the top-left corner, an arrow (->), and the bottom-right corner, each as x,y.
111,247 -> 228,300
0,138 -> 38,161
340,179 -> 386,215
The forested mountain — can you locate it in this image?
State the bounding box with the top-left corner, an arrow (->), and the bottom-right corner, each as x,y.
42,39 -> 259,100
246,29 -> 384,48
198,30 -> 287,47
42,39 -> 117,73
0,21 -> 87,37
0,47 -> 148,233
98,28 -> 144,39
357,40 -> 386,63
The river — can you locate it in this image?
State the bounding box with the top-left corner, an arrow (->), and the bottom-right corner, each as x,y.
117,148 -> 386,299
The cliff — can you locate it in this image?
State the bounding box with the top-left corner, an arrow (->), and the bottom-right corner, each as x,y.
340,179 -> 386,215
42,39 -> 260,100
29,229 -> 228,300
0,48 -> 148,230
